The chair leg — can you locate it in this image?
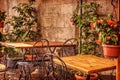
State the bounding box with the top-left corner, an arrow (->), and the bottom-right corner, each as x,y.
24,75 -> 28,80
25,65 -> 31,80
19,74 -> 22,80
18,66 -> 23,80
3,71 -> 6,80
86,74 -> 90,80
18,65 -> 32,80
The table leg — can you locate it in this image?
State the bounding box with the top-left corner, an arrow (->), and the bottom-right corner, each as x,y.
116,54 -> 120,80
86,74 -> 90,80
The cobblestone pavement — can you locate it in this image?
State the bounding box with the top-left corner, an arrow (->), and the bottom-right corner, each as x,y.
98,70 -> 116,80
0,69 -> 116,80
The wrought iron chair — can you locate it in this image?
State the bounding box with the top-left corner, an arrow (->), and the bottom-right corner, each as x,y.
58,38 -> 79,57
42,53 -> 68,80
21,39 -> 50,64
14,39 -> 50,80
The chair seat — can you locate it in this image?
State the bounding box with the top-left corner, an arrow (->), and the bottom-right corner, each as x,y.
17,62 -> 29,66
0,64 -> 6,71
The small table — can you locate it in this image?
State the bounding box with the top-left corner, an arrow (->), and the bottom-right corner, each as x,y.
54,55 -> 116,79
0,41 -> 72,48
0,41 -> 76,53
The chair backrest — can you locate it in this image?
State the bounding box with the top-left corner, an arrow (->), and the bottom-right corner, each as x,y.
42,53 -> 68,80
24,39 -> 50,61
0,51 -> 7,66
58,38 -> 79,57
33,39 -> 50,54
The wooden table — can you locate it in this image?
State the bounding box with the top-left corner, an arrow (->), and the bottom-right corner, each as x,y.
0,41 -> 75,48
54,55 -> 116,79
0,41 -> 76,53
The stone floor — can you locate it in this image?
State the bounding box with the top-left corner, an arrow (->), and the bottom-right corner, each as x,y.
0,69 -> 116,80
97,70 -> 116,80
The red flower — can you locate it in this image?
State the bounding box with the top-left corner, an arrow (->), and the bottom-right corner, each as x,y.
118,32 -> 120,34
106,19 -> 115,25
93,17 -> 120,45
113,24 -> 117,29
97,19 -> 103,24
106,36 -> 111,40
112,34 -> 118,39
95,40 -> 101,44
90,22 -> 94,29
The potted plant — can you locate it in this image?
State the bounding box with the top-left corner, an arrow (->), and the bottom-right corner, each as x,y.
5,2 -> 41,42
92,15 -> 120,58
5,2 -> 41,54
3,2 -> 41,67
74,71 -> 98,80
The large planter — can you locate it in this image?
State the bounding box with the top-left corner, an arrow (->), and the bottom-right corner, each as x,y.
102,44 -> 120,58
75,73 -> 98,80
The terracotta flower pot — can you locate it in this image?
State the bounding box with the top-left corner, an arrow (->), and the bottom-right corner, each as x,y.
75,73 -> 98,80
102,44 -> 120,58
25,54 -> 37,60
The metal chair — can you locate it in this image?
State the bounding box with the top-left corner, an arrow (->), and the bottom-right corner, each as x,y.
14,39 -> 50,80
42,53 -> 68,80
26,39 -> 51,68
58,38 -> 79,57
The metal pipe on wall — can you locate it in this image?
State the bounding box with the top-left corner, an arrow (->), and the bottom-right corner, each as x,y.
79,0 -> 82,54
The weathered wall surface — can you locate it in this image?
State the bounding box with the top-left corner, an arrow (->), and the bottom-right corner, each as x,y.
39,0 -> 78,41
0,0 -> 118,42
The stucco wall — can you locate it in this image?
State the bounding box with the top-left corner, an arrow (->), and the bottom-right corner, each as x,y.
39,0 -> 78,41
0,0 -> 118,42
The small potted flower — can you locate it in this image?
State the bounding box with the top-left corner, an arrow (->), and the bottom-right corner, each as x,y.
92,15 -> 120,58
75,71 -> 98,80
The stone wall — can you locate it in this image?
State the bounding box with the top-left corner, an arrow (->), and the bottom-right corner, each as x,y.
0,0 -> 118,42
39,0 -> 78,41
0,0 -> 7,11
